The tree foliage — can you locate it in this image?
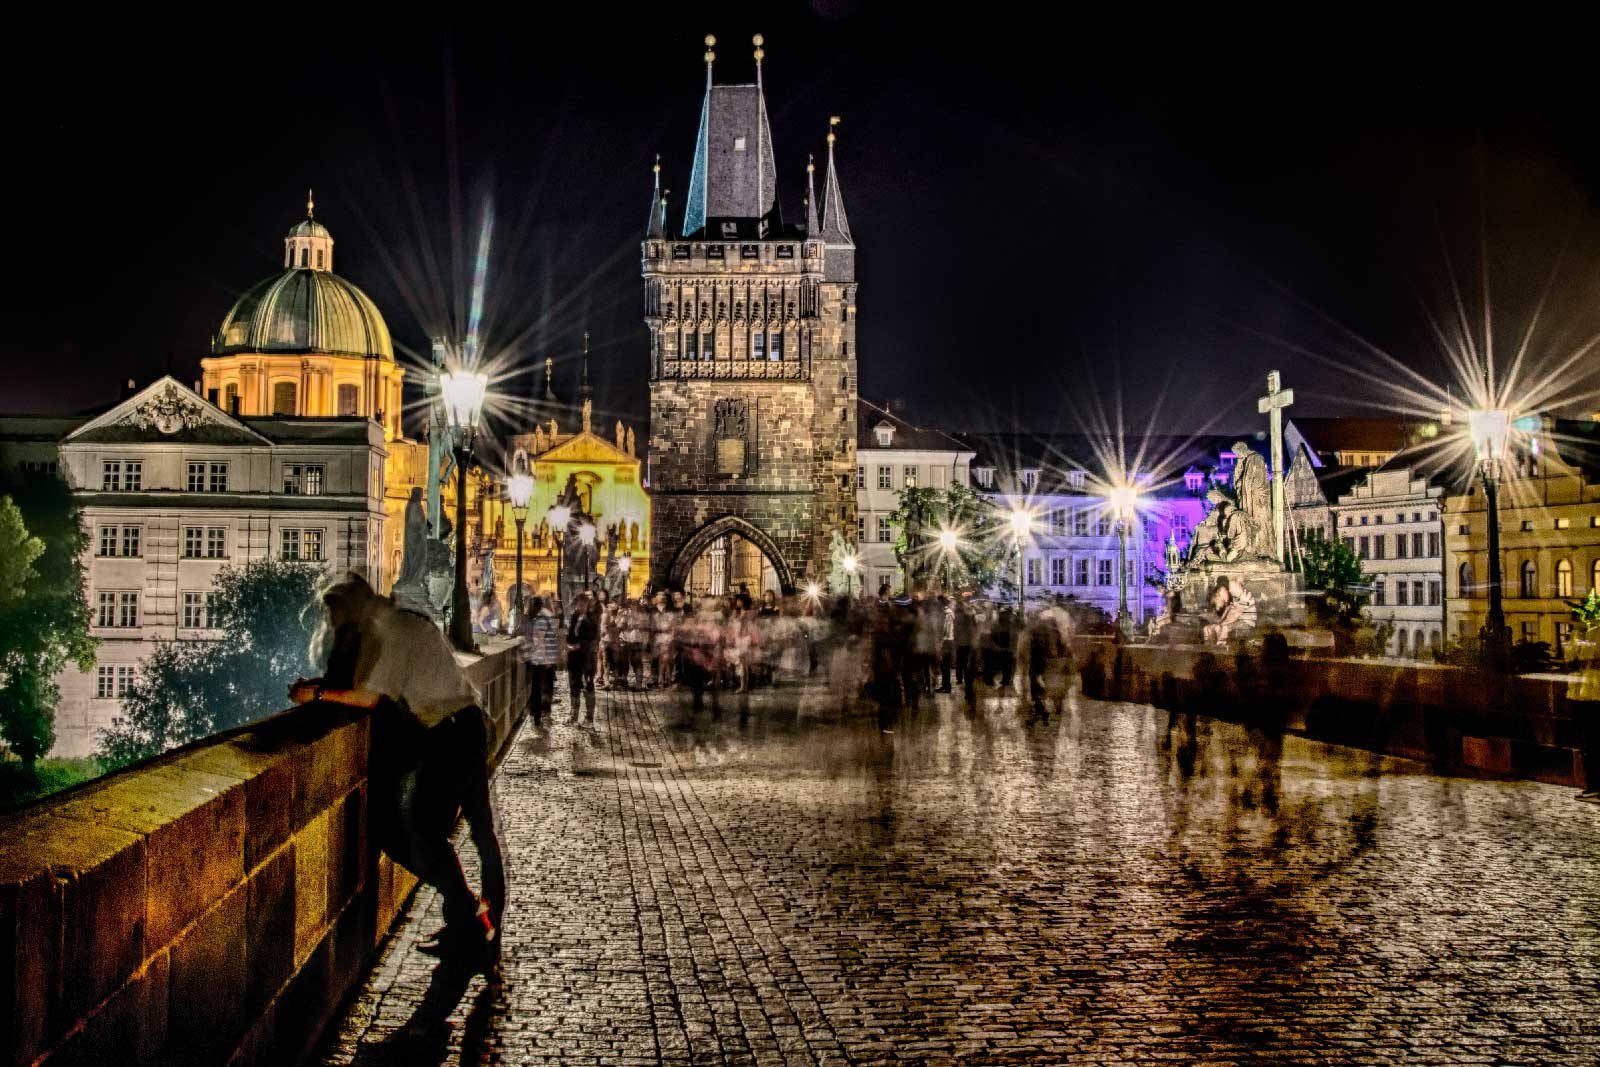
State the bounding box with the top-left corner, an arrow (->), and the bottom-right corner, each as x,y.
0,496 -> 43,603
888,483 -> 1014,596
0,472 -> 94,765
99,560 -> 325,769
1292,531 -> 1369,629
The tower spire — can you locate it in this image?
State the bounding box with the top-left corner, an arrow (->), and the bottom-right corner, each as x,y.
647,155 -> 665,239
306,188 -> 314,219
684,36 -> 715,238
754,34 -> 766,233
819,116 -> 854,246
805,153 -> 819,236
580,332 -> 593,434
543,356 -> 556,404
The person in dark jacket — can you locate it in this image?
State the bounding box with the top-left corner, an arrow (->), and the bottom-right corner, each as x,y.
567,592 -> 599,721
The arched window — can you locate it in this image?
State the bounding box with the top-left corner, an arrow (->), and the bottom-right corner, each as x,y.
1413,629 -> 1426,658
299,247 -> 308,267
629,522 -> 640,551
1459,561 -> 1475,597
222,384 -> 238,413
316,249 -> 324,269
1430,629 -> 1442,651
1520,559 -> 1537,599
337,384 -> 359,416
272,382 -> 297,415
1557,558 -> 1574,598
285,247 -> 293,268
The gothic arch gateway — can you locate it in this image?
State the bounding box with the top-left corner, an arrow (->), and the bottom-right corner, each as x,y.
668,515 -> 794,595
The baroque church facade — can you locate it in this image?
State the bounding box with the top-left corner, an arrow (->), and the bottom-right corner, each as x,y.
644,35 -> 858,594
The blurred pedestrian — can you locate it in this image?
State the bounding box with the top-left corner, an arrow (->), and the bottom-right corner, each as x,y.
516,595 -> 560,727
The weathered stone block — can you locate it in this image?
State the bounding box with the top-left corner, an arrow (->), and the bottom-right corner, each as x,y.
166,882 -> 247,1066
245,845 -> 295,1016
294,809 -> 330,967
41,948 -> 169,1067
50,761 -> 245,950
294,716 -> 368,830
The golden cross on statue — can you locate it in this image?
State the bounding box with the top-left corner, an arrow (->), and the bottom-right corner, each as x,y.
1258,370 -> 1295,563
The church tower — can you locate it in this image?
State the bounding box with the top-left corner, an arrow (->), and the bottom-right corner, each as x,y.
644,35 -> 858,594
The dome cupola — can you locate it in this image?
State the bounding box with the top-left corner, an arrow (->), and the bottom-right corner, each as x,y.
283,189 -> 334,271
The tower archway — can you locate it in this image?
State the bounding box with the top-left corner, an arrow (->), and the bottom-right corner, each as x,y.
667,515 -> 794,596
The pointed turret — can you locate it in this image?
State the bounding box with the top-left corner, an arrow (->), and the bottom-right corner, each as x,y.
819,116 -> 853,246
681,33 -> 780,239
647,155 -> 665,239
805,154 -> 819,236
579,332 -> 593,434
543,356 -> 557,404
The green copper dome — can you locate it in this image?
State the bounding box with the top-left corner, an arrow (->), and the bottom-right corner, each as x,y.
212,269 -> 394,361
288,217 -> 332,239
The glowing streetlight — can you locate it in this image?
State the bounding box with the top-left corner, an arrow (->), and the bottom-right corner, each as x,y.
547,501 -> 572,618
1106,484 -> 1142,636
439,368 -> 488,652
507,449 -> 533,626
1008,506 -> 1033,614
1468,407 -> 1514,663
936,526 -> 961,591
842,552 -> 859,598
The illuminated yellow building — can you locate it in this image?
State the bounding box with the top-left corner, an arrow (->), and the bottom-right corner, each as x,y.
497,375 -> 651,601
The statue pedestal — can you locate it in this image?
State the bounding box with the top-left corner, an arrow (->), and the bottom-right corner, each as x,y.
1170,559 -> 1306,641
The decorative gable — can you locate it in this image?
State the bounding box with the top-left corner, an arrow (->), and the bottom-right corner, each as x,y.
66,377 -> 270,446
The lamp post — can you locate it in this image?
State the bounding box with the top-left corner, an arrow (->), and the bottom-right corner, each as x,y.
1009,507 -> 1032,615
547,502 -> 571,620
1469,408 -> 1512,665
1108,486 -> 1139,636
439,368 -> 488,653
843,553 -> 859,599
507,448 -> 533,625
938,527 -> 958,592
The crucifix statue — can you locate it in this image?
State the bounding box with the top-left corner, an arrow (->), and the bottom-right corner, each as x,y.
1257,370 -> 1294,563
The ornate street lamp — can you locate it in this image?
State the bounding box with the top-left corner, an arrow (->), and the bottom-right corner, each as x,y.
1469,408 -> 1513,664
1108,485 -> 1140,636
938,526 -> 959,592
547,501 -> 571,619
507,448 -> 534,625
842,553 -> 859,599
439,368 -> 487,652
1008,507 -> 1033,615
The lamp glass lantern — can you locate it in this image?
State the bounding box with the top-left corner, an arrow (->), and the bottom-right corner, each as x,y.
439,370 -> 489,447
1468,409 -> 1512,469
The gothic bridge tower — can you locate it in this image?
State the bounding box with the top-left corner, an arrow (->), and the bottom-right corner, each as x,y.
644,34 -> 858,594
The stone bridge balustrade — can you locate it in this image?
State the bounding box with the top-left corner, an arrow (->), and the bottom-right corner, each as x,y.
0,637 -> 525,1067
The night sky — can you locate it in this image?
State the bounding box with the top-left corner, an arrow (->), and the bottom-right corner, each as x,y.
10,6 -> 1600,436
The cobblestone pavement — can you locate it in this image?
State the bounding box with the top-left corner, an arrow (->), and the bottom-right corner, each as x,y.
321,682 -> 1600,1065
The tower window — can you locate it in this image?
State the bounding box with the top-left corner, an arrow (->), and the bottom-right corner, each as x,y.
299,247 -> 308,267
337,384 -> 359,415
316,249 -> 324,269
272,382 -> 297,415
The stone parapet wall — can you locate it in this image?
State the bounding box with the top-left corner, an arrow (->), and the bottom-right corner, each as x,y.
1,638 -> 524,1067
1075,639 -> 1585,786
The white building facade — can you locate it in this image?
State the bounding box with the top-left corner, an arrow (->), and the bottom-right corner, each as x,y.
1333,461 -> 1446,657
1,377 -> 389,757
853,401 -> 973,596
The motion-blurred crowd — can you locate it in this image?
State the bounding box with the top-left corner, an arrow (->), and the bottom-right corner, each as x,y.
505,583 -> 1085,727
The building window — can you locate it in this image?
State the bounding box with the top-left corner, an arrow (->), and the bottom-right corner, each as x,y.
752,332 -> 766,360
1396,535 -> 1408,560
1412,580 -> 1424,606
300,247 -> 308,267
877,466 -> 892,490
1096,514 -> 1111,537
1414,532 -> 1426,558
284,464 -> 325,495
1374,580 -> 1386,606
97,591 -> 139,628
101,460 -> 142,491
98,526 -> 138,557
1184,470 -> 1204,492
1075,558 -> 1089,585
1051,557 -> 1067,585
1459,561 -> 1475,597
1372,535 -> 1385,560
223,384 -> 238,412
1074,510 -> 1088,537
1067,470 -> 1086,490
1428,532 -> 1441,557
337,384 -> 359,416
973,467 -> 994,489
272,381 -> 297,415
903,465 -> 918,488
187,461 -> 206,492
855,465 -> 864,489
877,515 -> 891,543
209,463 -> 228,492
1049,509 -> 1068,535
95,665 -> 135,699
181,591 -> 218,629
1520,560 -> 1537,599
1522,621 -> 1538,645
1428,580 -> 1440,606
1357,536 -> 1369,560
1557,559 -> 1574,598
1024,557 -> 1041,585
281,529 -> 301,561
1021,469 -> 1040,492
1593,558 -> 1600,593
1097,559 -> 1113,585
856,515 -> 865,542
